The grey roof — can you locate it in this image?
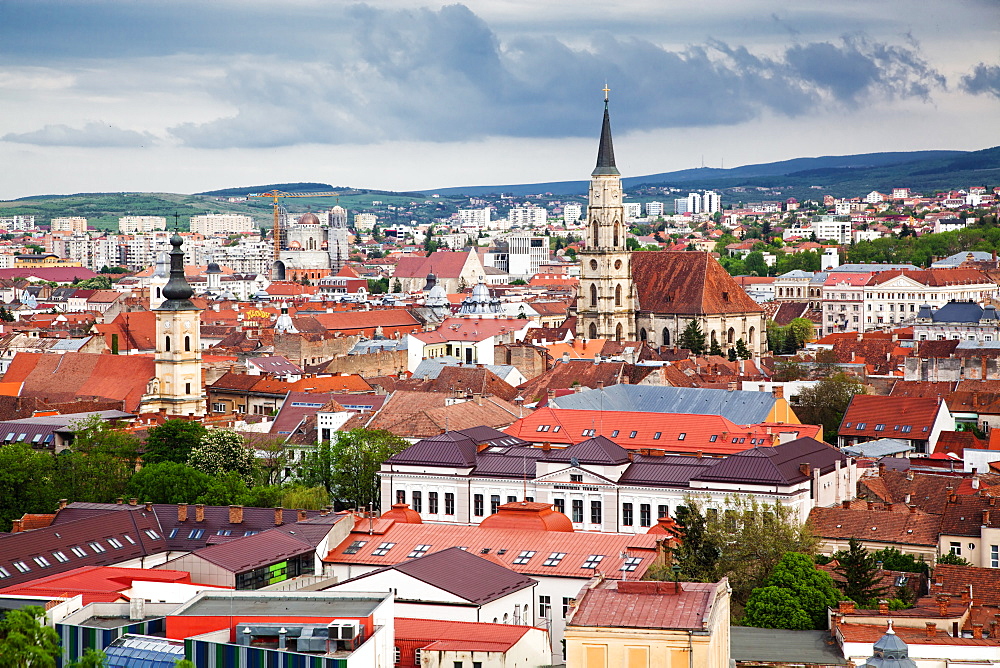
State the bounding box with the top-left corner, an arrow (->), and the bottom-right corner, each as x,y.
174,591 -> 385,618
349,338 -> 407,354
557,435 -> 630,465
957,340 -> 1000,350
388,427 -> 526,467
809,272 -> 829,284
592,99 -> 618,176
927,300 -> 991,324
777,270 -> 813,278
931,250 -> 995,268
410,356 -> 518,381
731,627 -> 848,665
842,438 -> 913,457
333,546 -> 535,604
830,263 -> 918,272
551,385 -> 778,425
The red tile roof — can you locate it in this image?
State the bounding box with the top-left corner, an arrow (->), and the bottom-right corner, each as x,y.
839,395 -> 942,440
0,566 -> 198,605
3,352 -> 155,412
567,578 -> 725,630
630,252 -> 763,315
393,251 -> 476,279
807,506 -> 942,547
394,618 -> 534,653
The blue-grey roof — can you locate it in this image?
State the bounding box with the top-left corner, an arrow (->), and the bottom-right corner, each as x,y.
931,250 -> 994,268
778,270 -> 813,278
104,634 -> 185,668
410,356 -> 519,381
551,385 -> 778,425
731,627 -> 848,665
928,301 -> 988,324
349,338 -> 407,354
842,438 -> 913,457
830,263 -> 918,272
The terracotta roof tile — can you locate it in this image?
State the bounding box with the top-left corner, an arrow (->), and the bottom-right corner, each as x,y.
808,506 -> 942,547
839,395 -> 942,440
568,578 -> 724,630
630,252 -> 763,315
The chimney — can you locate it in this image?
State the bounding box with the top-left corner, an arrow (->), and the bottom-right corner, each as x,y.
696,450 -> 703,458
985,510 -> 992,526
937,595 -> 949,616
116,497 -> 124,505
229,505 -> 244,524
58,499 -> 68,510
867,501 -> 875,510
177,503 -> 188,522
297,509 -> 308,522
144,501 -> 153,512
838,600 -> 856,614
799,463 -> 811,477
195,504 -> 205,522
727,381 -> 737,391
973,623 -> 984,639
596,381 -> 604,390
842,500 -> 851,509
541,442 -> 551,452
909,505 -> 917,513
925,622 -> 937,638
274,507 -> 284,526
472,392 -> 483,406
878,463 -> 886,475
772,385 -> 783,399
128,498 -> 138,506
973,477 -> 981,489
11,519 -> 22,533
129,597 -> 146,622
878,600 -> 889,615
759,384 -> 766,392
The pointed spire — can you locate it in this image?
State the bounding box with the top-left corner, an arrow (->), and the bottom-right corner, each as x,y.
592,87 -> 619,177
158,232 -> 197,311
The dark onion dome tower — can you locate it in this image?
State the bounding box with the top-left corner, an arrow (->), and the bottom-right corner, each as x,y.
147,232 -> 206,417
576,87 -> 635,342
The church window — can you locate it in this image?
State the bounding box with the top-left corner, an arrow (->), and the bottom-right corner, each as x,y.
727,328 -> 735,344
164,335 -> 171,352
615,284 -> 622,307
613,222 -> 621,247
591,222 -> 598,245
185,383 -> 191,394
588,323 -> 597,339
639,328 -> 647,341
590,259 -> 598,270
590,284 -> 597,307
615,323 -> 623,342
184,335 -> 191,352
711,331 -> 718,346
156,287 -> 161,298
614,259 -> 622,270
748,327 -> 755,345
662,328 -> 670,346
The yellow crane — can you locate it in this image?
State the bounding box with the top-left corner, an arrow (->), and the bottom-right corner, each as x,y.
247,190 -> 342,262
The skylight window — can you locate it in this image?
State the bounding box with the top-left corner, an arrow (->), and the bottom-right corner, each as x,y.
709,435 -> 718,442
543,552 -> 567,567
33,556 -> 51,568
70,546 -> 87,558
678,433 -> 686,441
407,544 -> 432,558
621,556 -> 643,572
581,429 -> 595,437
244,531 -> 258,537
844,422 -> 852,428
167,529 -> 179,539
536,425 -> 550,432
12,561 -> 30,573
856,423 -> 866,430
611,430 -> 620,437
0,567 -> 10,578
188,529 -> 204,540
513,550 -> 536,564
552,426 -> 561,432
629,431 -> 637,438
874,424 -> 885,431
107,538 -> 123,549
122,534 -> 135,544
653,432 -> 661,439
344,540 -> 368,555
144,530 -> 161,540
371,542 -> 396,556
31,434 -> 41,443
217,530 -> 232,536
582,555 -> 605,569
88,541 -> 106,553
16,433 -> 26,442
901,425 -> 912,433
52,551 -> 68,563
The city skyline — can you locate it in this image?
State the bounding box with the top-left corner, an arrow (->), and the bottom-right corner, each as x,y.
0,0 -> 998,200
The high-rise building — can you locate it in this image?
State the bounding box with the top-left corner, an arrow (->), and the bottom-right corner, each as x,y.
645,201 -> 664,218
623,203 -> 642,221
354,213 -> 378,231
563,204 -> 583,223
508,206 -> 547,227
686,193 -> 703,214
51,217 -> 87,233
703,191 -> 721,214
119,216 -> 166,233
458,208 -> 491,230
0,215 -> 35,231
189,214 -> 255,236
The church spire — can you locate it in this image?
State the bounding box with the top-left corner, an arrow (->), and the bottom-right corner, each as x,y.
592,86 -> 619,177
158,232 -> 197,310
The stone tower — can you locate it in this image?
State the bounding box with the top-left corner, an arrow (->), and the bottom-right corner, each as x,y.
146,233 -> 206,417
576,91 -> 634,342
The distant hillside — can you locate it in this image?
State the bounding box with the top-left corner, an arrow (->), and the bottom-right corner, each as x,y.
196,182 -> 338,197
426,149 -> 987,197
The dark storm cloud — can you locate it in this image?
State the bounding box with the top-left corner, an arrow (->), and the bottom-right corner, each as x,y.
163,4 -> 949,149
3,122 -> 155,148
961,63 -> 1000,98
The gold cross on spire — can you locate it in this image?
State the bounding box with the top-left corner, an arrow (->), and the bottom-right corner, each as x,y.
603,82 -> 610,101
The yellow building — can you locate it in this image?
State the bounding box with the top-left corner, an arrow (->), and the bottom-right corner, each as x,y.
14,254 -> 82,268
565,576 -> 731,668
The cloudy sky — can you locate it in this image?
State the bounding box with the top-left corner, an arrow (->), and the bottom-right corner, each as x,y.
1,0 -> 998,199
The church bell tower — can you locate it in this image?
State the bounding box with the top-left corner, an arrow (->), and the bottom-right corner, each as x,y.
146,232 -> 206,417
577,89 -> 635,342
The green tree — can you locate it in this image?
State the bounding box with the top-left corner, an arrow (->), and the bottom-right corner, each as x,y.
744,251 -> 768,277
392,278 -> 402,293
786,317 -> 814,350
937,552 -> 970,566
143,419 -> 207,464
795,373 -> 867,440
299,428 -> 409,509
68,648 -> 106,668
0,306 -> 14,322
744,552 -> 842,629
125,461 -> 213,504
708,338 -> 724,357
52,416 -> 142,503
188,430 -> 258,485
0,605 -> 60,667
734,339 -> 752,360
195,471 -> 252,506
679,320 -> 706,355
741,586 -> 813,630
282,484 -> 330,510
772,358 -> 805,381
0,443 -> 59,531
869,547 -> 929,574
834,537 -> 890,604
727,348 -> 738,362
668,503 -> 722,582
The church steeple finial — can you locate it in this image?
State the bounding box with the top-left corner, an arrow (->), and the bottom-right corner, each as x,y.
593,86 -> 619,177
159,230 -> 197,310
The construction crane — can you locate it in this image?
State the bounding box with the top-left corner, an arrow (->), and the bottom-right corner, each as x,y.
247,190 -> 342,262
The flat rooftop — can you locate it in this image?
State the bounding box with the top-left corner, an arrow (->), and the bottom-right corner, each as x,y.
175,592 -> 385,619
731,627 -> 848,665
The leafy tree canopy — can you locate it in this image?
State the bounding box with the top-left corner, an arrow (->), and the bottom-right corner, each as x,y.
795,372 -> 867,440
0,605 -> 60,667
143,419 -> 207,464
743,552 -> 842,629
833,537 -> 890,604
298,428 -> 409,509
188,430 -> 258,485
0,443 -> 58,532
125,461 -> 213,504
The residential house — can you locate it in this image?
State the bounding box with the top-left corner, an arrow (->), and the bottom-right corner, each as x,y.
406,318 -> 531,372
808,504 -> 942,562
393,618 -> 551,668
838,395 -> 954,454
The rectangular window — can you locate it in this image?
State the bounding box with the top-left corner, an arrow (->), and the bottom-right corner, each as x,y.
428,492 -> 438,514
407,544 -> 431,558
412,491 -> 422,513
570,474 -> 583,482
677,433 -> 686,440
344,540 -> 367,554
554,498 -> 565,514
445,492 -> 455,515
396,490 -> 405,504
52,551 -> 69,563
507,495 -> 517,504
582,554 -> 605,569
414,649 -> 422,666
539,595 -> 551,617
394,647 -> 401,664
543,552 -> 567,567
513,550 -> 536,564
992,545 -> 999,569
491,495 -> 500,514
473,494 -> 484,516
371,542 -> 396,556
709,435 -> 718,442
658,505 -> 668,521
591,500 -> 602,525
0,567 -> 10,578
621,556 -> 643,572
950,541 -> 962,556
107,537 -> 123,549
70,546 -> 87,558
12,561 -> 30,573
611,429 -> 619,437
33,556 -> 51,568
874,424 -> 885,431
89,541 -> 107,553
563,597 -> 574,616
653,432 -> 661,439
629,431 -> 637,438
186,530 -> 203,540
640,504 -> 651,527
572,499 -> 584,523
622,503 -> 633,526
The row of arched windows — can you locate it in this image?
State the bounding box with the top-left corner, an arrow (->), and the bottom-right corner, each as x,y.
589,221 -> 623,248
637,325 -> 757,347
589,284 -> 624,307
164,335 -> 193,352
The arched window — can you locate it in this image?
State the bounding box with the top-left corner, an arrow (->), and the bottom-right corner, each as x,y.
711,330 -> 718,346
156,287 -> 161,298
613,222 -> 621,247
184,335 -> 191,352
589,323 -> 598,339
615,323 -> 623,342
164,335 -> 171,352
748,326 -> 755,345
663,328 -> 670,346
615,283 -> 622,307
503,613 -> 509,624
727,327 -> 735,344
591,222 -> 598,245
590,284 -> 598,307
639,328 -> 647,341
